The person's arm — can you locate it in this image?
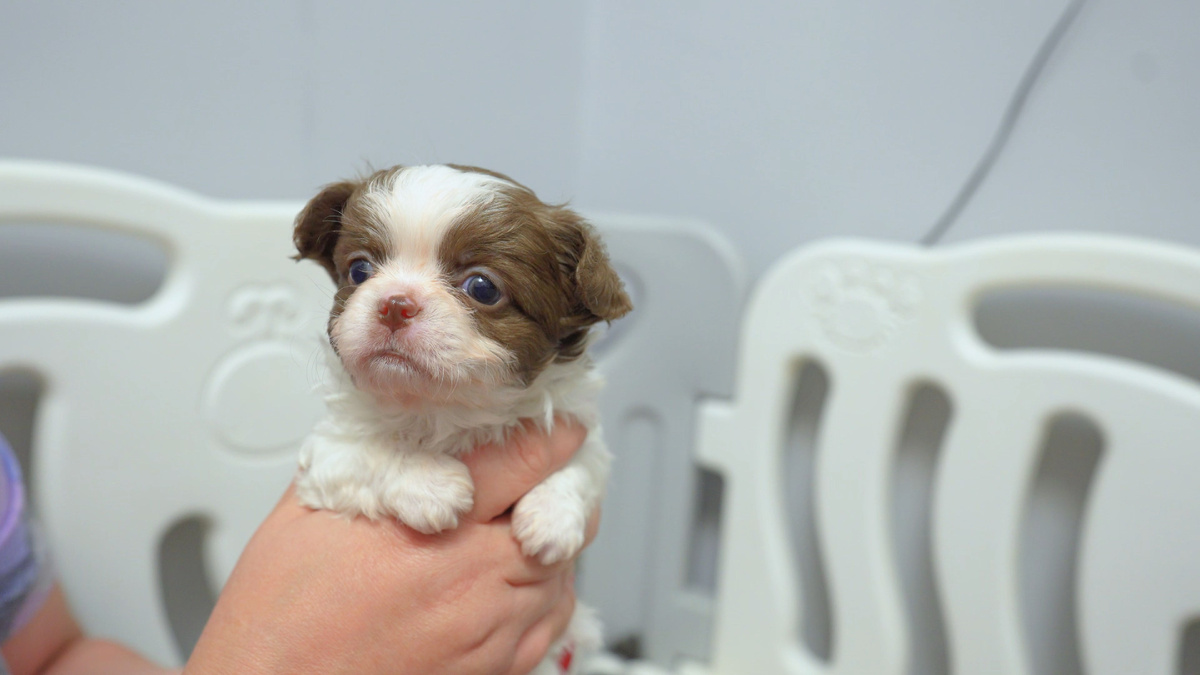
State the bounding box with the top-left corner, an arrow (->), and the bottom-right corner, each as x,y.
2,421 -> 588,675
184,421 -> 590,675
0,586 -> 176,675
0,427 -> 172,675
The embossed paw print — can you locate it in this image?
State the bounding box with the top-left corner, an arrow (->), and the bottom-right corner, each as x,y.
807,259 -> 922,353
512,486 -> 588,565
227,284 -> 306,339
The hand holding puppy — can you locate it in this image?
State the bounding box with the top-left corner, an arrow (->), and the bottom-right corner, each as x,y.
291,164 -> 631,671
184,421 -> 592,675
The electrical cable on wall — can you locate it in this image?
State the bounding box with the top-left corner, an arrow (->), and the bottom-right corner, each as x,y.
921,0 -> 1087,246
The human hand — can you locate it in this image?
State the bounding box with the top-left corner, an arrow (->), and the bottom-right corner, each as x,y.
183,420 -> 593,675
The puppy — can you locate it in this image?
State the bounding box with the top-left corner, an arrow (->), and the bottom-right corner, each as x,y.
292,164 -> 631,674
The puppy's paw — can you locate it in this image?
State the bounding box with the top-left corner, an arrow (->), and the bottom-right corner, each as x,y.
295,455 -> 388,518
512,485 -> 587,565
384,455 -> 475,534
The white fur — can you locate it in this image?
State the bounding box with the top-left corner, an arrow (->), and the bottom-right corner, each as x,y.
362,164 -> 510,262
331,167 -> 516,398
298,346 -> 611,546
296,165 -> 611,672
329,258 -> 513,398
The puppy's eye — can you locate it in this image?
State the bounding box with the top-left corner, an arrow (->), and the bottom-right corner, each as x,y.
462,274 -> 502,306
348,259 -> 374,285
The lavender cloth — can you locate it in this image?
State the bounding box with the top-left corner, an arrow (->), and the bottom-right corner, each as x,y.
0,433 -> 52,646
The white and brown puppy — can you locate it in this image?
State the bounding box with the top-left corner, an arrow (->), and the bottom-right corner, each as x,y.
292,164 -> 630,672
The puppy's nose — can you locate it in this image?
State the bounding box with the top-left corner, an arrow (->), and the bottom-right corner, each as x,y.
378,294 -> 421,329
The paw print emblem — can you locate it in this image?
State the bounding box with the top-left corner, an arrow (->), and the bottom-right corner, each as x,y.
806,259 -> 922,354
201,283 -> 323,456
226,284 -> 307,339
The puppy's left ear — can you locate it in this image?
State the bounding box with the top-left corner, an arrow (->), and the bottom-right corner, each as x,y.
575,224 -> 632,322
549,208 -> 631,323
293,180 -> 360,280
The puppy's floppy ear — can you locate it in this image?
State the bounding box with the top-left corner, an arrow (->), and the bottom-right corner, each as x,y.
574,225 -> 632,322
293,180 -> 359,280
549,207 -> 632,324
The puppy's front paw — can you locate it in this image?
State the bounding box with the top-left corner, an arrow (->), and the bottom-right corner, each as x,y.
383,455 -> 475,534
512,485 -> 587,565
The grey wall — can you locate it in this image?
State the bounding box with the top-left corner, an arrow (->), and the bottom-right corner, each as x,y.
1,2 -> 587,203
8,0 -> 1196,274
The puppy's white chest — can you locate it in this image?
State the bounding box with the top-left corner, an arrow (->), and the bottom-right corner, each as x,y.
296,385 -> 610,567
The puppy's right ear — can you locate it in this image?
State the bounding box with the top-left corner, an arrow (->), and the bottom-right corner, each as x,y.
293,180 -> 359,280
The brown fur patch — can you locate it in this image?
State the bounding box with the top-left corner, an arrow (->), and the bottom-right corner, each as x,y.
438,177 -> 631,382
293,168 -> 406,331
292,180 -> 359,279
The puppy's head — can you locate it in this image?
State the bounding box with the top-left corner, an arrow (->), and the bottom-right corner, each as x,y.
294,164 -> 631,403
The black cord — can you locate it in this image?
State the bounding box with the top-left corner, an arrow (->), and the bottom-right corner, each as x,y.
921,0 -> 1087,246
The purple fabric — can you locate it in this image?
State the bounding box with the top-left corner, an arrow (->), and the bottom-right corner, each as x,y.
0,439 -> 29,575
0,433 -> 51,643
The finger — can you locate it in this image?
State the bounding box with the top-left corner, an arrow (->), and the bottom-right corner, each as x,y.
455,569 -> 570,675
507,563 -> 571,636
506,555 -> 574,588
464,419 -> 586,523
509,577 -> 577,675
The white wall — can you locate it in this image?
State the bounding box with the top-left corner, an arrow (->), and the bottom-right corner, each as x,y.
943,0 -> 1200,246
0,2 -> 587,203
6,1 -> 1198,272
572,0 -> 1062,269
